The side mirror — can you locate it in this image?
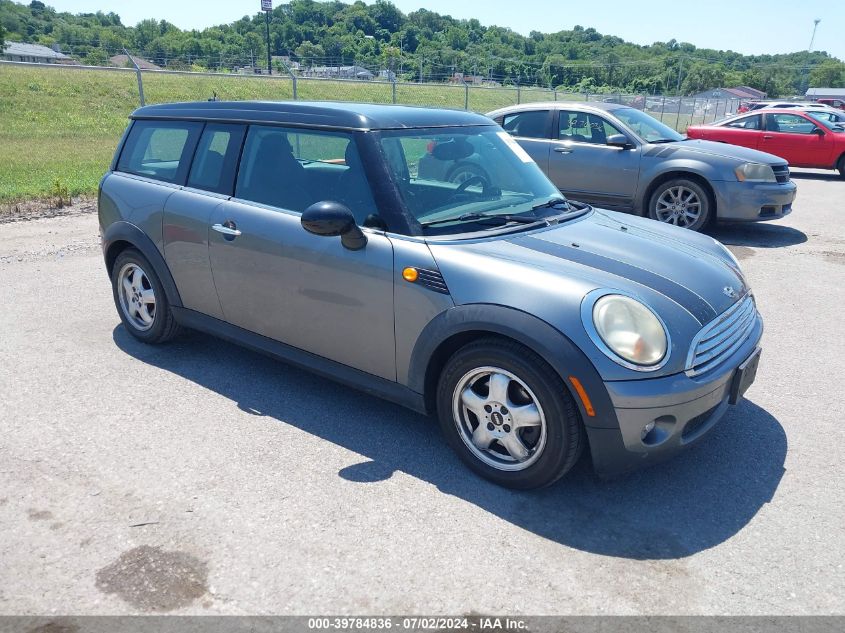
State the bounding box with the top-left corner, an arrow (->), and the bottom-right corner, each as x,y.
301,201 -> 367,251
813,127 -> 826,136
606,133 -> 633,149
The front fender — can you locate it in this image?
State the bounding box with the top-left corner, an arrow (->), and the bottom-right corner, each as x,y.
636,158 -> 726,210
408,303 -> 618,429
101,221 -> 183,308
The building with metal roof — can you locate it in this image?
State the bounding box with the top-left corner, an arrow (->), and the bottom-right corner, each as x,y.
2,41 -> 73,64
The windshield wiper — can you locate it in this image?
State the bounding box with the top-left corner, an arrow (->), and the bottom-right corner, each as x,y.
421,212 -> 545,228
532,197 -> 570,212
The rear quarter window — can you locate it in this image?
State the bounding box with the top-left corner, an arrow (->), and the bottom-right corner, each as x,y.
117,120 -> 203,184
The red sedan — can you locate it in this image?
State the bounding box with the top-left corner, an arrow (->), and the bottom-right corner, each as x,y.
687,109 -> 845,177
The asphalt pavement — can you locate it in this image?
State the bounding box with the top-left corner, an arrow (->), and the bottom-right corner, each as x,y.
0,171 -> 843,615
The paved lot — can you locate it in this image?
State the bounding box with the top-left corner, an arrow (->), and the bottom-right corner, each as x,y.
1,171 -> 843,616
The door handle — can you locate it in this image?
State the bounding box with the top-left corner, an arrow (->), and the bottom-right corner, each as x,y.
763,135 -> 774,139
554,147 -> 574,154
212,222 -> 242,237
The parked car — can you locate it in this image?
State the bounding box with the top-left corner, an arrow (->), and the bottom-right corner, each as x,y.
740,100 -> 830,112
471,102 -> 795,231
806,109 -> 845,126
687,109 -> 845,177
100,101 -> 763,489
816,98 -> 845,111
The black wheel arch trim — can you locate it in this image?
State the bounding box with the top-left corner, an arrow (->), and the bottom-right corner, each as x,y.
408,303 -> 619,430
102,221 -> 183,308
639,169 -> 718,216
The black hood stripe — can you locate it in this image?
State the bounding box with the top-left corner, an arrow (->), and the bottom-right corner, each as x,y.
517,236 -> 716,324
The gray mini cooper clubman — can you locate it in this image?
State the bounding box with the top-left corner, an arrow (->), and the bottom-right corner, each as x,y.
99,101 -> 763,489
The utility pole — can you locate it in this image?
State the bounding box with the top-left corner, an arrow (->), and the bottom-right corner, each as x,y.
419,56 -> 424,83
261,0 -> 272,75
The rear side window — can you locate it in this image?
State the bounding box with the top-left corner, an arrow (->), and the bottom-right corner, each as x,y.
117,120 -> 202,184
187,124 -> 246,195
725,115 -> 762,130
501,111 -> 549,139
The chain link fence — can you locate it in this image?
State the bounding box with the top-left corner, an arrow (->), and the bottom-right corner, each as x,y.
0,60 -> 744,132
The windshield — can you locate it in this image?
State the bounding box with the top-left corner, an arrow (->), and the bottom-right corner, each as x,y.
378,125 -> 570,235
613,107 -> 685,143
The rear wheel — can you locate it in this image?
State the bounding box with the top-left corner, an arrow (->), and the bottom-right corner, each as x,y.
436,338 -> 585,489
647,178 -> 711,231
111,248 -> 181,344
447,163 -> 488,186
837,154 -> 845,179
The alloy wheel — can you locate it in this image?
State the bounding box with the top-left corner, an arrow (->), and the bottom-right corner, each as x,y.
654,185 -> 702,227
117,262 -> 156,331
451,366 -> 547,471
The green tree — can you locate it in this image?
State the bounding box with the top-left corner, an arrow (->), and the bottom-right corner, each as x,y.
809,60 -> 845,88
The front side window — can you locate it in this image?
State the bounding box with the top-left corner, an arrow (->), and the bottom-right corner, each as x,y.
558,111 -> 624,144
725,114 -> 762,130
501,111 -> 550,139
235,126 -> 377,222
117,120 -> 202,184
187,124 -> 246,195
381,125 -> 569,235
766,113 -> 818,134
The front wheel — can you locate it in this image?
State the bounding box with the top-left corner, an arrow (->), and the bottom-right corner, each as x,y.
837,155 -> 845,179
436,338 -> 585,489
647,178 -> 711,231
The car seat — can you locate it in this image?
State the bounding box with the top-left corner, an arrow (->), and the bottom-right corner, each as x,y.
243,134 -> 314,211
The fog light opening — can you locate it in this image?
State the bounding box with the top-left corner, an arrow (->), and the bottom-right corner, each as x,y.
641,415 -> 675,446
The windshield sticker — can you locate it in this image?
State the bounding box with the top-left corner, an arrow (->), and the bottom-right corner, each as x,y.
496,131 -> 534,163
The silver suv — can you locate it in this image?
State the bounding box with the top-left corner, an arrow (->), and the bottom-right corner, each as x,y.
99,101 -> 763,489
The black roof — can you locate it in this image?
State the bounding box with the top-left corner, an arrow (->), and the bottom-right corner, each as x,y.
130,101 -> 495,131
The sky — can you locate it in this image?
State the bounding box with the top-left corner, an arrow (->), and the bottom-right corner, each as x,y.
45,0 -> 845,61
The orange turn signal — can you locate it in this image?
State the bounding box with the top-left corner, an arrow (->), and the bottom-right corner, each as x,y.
402,267 -> 419,282
568,376 -> 596,417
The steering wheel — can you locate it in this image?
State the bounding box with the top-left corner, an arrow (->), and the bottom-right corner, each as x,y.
452,174 -> 492,197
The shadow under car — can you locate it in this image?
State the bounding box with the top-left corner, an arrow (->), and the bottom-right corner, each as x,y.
113,325 -> 787,561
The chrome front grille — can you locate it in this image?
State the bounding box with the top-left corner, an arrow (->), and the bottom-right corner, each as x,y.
772,164 -> 790,183
686,294 -> 758,376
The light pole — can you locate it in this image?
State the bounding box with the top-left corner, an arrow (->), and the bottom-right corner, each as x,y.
805,18 -> 821,96
808,18 -> 821,52
261,0 -> 272,75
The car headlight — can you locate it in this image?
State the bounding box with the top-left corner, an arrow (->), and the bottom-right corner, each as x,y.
735,162 -> 776,183
589,294 -> 668,369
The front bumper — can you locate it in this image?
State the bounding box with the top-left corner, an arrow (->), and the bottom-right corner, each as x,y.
712,179 -> 797,222
586,315 -> 763,476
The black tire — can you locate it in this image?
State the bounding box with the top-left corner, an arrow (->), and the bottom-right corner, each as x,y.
436,337 -> 585,489
837,154 -> 845,179
647,177 -> 712,231
110,248 -> 181,344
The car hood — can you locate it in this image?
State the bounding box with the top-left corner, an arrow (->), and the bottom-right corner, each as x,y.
428,208 -> 746,327
648,138 -> 788,167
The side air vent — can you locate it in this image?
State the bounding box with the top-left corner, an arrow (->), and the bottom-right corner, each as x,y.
415,269 -> 450,294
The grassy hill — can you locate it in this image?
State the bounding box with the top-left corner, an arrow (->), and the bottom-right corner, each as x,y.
1,64 -> 573,202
